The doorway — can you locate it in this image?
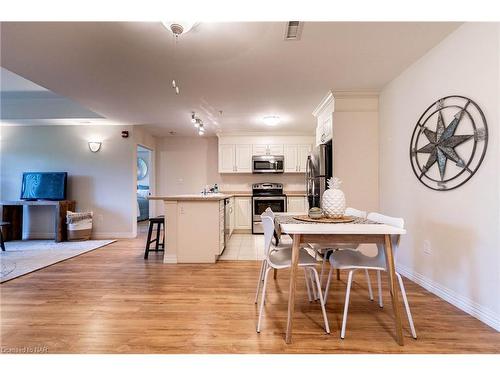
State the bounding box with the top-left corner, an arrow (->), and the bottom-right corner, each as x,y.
136,145 -> 153,223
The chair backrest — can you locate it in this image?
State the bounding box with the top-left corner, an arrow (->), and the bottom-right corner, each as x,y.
367,212 -> 404,259
345,207 -> 367,219
261,212 -> 276,261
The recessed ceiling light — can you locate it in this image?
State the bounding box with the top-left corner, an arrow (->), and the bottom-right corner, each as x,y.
263,115 -> 280,126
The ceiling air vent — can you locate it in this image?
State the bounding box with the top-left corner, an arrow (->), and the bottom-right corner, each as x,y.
284,21 -> 303,41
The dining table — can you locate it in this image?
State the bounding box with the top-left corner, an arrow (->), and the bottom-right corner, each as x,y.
274,213 -> 407,345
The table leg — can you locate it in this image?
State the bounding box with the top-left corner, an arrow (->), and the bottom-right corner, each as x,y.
384,234 -> 404,346
285,233 -> 301,344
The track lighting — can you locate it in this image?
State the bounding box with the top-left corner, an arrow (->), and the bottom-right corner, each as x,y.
191,112 -> 197,123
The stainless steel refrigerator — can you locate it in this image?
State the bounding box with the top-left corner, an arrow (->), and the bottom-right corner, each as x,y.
305,140 -> 333,209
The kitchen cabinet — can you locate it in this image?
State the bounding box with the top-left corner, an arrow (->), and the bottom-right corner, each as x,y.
234,197 -> 252,230
284,144 -> 312,173
313,91 -> 334,146
218,135 -> 315,174
252,144 -> 284,156
235,145 -> 252,172
219,144 -> 236,173
219,144 -> 252,173
287,196 -> 308,213
284,145 -> 298,172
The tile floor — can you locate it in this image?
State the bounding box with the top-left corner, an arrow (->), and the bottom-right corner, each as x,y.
219,233 -> 294,261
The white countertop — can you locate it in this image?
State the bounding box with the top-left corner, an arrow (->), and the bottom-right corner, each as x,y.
149,194 -> 232,201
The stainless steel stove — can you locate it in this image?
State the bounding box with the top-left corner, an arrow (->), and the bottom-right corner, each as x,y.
252,183 -> 286,234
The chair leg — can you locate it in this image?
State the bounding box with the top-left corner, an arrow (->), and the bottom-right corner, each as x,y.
319,254 -> 327,288
341,270 -> 355,339
336,269 -> 341,280
257,267 -> 272,333
304,268 -> 312,302
144,221 -> 154,259
309,268 -> 318,300
396,272 -> 417,339
377,270 -> 383,308
254,260 -> 266,304
155,222 -> 161,251
323,266 -> 334,305
310,267 -> 330,334
365,269 -> 374,301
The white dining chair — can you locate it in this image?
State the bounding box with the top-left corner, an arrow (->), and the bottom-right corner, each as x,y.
254,209 -> 316,304
323,212 -> 417,339
307,207 -> 372,299
256,213 -> 330,334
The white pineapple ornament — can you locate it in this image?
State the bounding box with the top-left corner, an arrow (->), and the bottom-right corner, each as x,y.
322,177 -> 346,218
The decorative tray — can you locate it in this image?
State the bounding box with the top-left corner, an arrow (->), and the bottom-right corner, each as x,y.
292,215 -> 355,223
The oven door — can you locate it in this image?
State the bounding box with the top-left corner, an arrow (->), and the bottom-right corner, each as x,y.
252,196 -> 286,233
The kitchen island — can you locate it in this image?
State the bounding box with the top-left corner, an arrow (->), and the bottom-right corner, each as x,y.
149,194 -> 231,263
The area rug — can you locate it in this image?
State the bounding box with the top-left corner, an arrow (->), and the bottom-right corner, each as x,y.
0,239 -> 115,283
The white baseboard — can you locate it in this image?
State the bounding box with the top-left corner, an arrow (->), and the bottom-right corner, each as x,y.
397,262 -> 500,332
22,231 -> 135,240
163,254 -> 177,264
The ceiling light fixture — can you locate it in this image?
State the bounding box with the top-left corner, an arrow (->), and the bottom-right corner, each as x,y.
194,118 -> 202,128
88,141 -> 102,153
162,22 -> 196,37
191,112 -> 197,123
263,115 -> 280,126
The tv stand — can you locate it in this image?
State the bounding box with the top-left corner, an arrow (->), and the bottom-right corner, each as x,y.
0,200 -> 76,242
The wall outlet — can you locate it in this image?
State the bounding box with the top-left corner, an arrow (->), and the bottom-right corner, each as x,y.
423,240 -> 432,255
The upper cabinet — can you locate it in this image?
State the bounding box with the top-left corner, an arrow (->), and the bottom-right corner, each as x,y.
312,90 -> 334,146
219,144 -> 236,173
218,135 -> 314,174
252,144 -> 284,156
284,144 -> 312,173
219,144 -> 252,173
234,144 -> 252,173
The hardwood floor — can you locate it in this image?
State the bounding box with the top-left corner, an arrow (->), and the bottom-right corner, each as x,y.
1,229 -> 499,354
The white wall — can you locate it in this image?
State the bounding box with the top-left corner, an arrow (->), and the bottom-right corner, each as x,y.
379,23 -> 500,330
156,136 -> 307,197
332,93 -> 379,213
0,125 -> 137,238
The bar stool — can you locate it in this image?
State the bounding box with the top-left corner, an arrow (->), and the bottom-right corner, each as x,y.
144,216 -> 165,259
0,221 -> 9,251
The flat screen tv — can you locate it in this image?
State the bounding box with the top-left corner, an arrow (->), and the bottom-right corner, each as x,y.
20,172 -> 67,201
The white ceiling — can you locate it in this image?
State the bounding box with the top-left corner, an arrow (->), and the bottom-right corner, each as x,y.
0,22 -> 460,135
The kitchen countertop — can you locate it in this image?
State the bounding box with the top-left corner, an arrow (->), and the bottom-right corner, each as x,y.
222,191 -> 306,197
149,194 -> 232,201
150,191 -> 307,201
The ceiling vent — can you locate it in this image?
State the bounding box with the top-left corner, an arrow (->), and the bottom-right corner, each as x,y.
284,21 -> 303,41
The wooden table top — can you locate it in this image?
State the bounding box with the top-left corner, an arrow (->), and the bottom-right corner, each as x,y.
275,214 -> 406,235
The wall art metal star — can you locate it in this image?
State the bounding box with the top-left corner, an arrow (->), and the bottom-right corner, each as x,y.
409,95 -> 488,191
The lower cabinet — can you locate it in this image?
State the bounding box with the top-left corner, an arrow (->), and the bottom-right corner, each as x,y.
287,196 -> 308,213
234,197 -> 252,230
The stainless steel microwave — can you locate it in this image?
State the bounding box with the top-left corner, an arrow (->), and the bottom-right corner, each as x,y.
252,155 -> 284,173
